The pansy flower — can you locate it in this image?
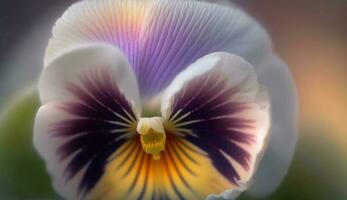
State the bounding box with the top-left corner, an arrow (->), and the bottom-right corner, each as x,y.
34,0 -> 297,199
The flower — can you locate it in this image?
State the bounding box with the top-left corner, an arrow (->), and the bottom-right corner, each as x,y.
34,0 -> 297,199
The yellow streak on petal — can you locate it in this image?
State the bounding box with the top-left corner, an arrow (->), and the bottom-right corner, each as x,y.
88,136 -> 235,200
45,0 -> 152,65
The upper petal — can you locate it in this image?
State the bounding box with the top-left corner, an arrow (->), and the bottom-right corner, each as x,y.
40,43 -> 141,115
34,43 -> 141,199
44,0 -> 270,98
160,52 -> 270,199
44,0 -> 151,68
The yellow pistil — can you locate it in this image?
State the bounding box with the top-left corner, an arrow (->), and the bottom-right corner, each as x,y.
136,117 -> 166,160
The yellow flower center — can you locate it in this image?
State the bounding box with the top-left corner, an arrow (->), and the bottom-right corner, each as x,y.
136,117 -> 166,160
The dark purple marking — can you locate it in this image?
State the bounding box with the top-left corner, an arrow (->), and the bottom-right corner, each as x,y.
169,72 -> 255,185
50,66 -> 137,196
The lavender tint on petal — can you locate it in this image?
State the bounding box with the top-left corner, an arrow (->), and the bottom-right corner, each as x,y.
136,1 -> 243,96
46,0 -> 270,98
50,67 -> 137,196
168,72 -> 255,185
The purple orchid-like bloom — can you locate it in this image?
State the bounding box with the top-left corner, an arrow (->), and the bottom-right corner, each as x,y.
34,0 -> 297,199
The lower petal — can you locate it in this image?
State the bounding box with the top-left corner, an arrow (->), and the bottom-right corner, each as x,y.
88,135 -> 233,200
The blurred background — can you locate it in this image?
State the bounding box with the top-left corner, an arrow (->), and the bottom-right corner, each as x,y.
0,0 -> 346,199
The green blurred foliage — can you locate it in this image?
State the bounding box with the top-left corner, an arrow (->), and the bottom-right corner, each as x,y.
240,126 -> 347,200
0,89 -> 346,200
0,89 -> 58,199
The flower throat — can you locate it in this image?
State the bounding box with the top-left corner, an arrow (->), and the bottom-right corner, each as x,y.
136,117 -> 166,160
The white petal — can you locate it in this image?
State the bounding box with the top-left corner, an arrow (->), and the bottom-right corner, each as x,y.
161,52 -> 271,198
34,43 -> 142,200
246,54 -> 298,197
39,43 -> 141,116
34,104 -> 80,200
207,189 -> 241,200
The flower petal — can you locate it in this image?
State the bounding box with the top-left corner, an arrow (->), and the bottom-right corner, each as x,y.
34,43 -> 141,199
40,43 -> 141,115
45,0 -> 270,98
246,55 -> 298,197
161,53 -> 270,198
44,0 -> 151,67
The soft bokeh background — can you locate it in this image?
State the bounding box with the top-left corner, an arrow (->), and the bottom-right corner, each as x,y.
0,0 -> 346,199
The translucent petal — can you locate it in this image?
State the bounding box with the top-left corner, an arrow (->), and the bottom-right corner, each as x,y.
246,55 -> 298,197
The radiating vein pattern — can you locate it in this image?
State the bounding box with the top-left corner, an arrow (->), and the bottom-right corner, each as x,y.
167,72 -> 256,185
50,67 -> 137,196
46,0 -> 265,97
42,66 -> 246,200
93,134 -> 230,200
